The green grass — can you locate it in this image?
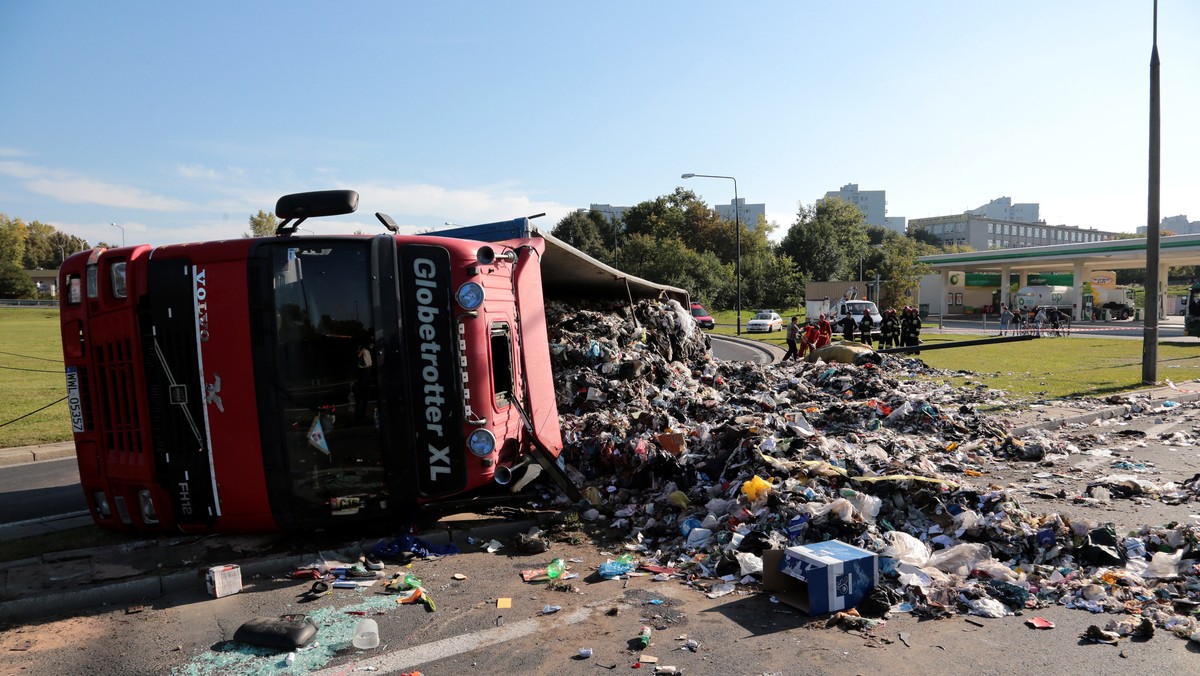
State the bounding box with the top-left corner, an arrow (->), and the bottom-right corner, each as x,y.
905,331 -> 1200,400
0,308 -> 70,447
707,315 -> 1200,401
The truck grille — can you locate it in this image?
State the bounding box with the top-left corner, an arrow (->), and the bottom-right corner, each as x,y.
93,337 -> 144,455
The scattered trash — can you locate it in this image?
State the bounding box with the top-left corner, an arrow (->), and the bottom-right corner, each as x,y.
578,647 -> 593,659
637,626 -> 652,649
497,598 -> 512,609
541,605 -> 562,615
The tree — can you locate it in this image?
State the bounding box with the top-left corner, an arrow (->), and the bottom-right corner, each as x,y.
0,214 -> 28,267
777,198 -> 871,282
615,233 -> 731,305
244,210 -> 278,237
551,210 -> 622,265
0,260 -> 36,298
876,236 -> 936,310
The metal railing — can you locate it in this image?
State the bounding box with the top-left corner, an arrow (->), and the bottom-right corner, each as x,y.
0,299 -> 57,308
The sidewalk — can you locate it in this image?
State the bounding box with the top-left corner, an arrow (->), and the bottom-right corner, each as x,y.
3,380 -> 1199,625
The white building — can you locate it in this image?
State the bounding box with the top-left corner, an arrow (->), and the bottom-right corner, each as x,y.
967,196 -> 1040,223
1137,215 -> 1200,235
714,198 -> 766,230
908,213 -> 1120,250
821,183 -> 905,234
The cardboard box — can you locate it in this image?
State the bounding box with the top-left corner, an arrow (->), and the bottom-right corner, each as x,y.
206,564 -> 243,598
762,541 -> 878,615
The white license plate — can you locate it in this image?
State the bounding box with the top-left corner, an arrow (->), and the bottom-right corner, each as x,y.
65,366 -> 85,433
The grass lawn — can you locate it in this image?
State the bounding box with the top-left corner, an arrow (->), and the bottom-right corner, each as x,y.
705,312 -> 1200,401
0,307 -> 69,447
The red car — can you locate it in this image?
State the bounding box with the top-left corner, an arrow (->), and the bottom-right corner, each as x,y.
690,303 -> 715,329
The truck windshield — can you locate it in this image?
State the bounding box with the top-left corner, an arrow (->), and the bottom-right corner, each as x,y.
268,241 -> 388,518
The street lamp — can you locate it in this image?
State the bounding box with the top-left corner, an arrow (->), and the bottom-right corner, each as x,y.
110,222 -> 125,247
682,173 -> 742,335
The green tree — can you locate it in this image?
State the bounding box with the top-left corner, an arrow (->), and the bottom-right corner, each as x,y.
243,210 -> 278,237
778,198 -> 870,282
0,260 -> 36,298
551,210 -> 622,264
616,233 -> 731,306
876,236 -> 935,310
0,214 -> 29,267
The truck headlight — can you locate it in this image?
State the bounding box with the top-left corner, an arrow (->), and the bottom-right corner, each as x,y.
110,262 -> 127,299
86,265 -> 99,299
137,489 -> 159,524
466,429 -> 496,457
456,282 -> 485,311
92,491 -> 111,518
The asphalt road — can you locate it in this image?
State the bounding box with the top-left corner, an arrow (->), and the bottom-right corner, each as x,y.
0,457 -> 85,525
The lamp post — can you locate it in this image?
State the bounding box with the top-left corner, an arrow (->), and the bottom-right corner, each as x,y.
682,173 -> 741,335
110,222 -> 125,247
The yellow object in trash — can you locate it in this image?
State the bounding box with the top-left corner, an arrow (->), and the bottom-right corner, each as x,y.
667,490 -> 690,508
741,475 -> 772,502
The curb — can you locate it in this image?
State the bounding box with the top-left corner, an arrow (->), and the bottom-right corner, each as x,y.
0,443 -> 76,468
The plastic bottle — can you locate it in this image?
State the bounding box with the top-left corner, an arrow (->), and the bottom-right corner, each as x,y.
637,625 -> 652,649
285,652 -> 296,666
547,558 -> 566,579
616,553 -> 635,565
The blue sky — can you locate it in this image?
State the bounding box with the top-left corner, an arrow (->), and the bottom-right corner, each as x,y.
1,1 -> 1197,247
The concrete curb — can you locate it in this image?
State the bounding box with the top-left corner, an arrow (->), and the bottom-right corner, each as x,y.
0,442 -> 75,468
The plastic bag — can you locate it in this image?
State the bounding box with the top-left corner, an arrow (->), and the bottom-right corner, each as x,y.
741,476 -> 772,503
927,543 -> 991,576
881,531 -> 930,568
1145,550 -> 1183,578
736,552 -> 764,576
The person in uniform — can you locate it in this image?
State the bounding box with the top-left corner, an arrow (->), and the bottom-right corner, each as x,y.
858,308 -> 874,348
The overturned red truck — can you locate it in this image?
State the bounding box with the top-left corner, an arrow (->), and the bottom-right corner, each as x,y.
58,190 -> 687,532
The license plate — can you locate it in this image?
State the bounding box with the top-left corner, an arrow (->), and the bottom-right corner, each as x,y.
65,366 -> 85,433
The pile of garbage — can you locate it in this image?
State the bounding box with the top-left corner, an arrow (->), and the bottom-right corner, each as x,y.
543,299 -> 1200,642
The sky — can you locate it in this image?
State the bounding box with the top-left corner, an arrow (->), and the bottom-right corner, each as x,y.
1,1 -> 1198,249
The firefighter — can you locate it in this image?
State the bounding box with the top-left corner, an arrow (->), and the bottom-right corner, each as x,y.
858,308 -> 874,348
816,314 -> 833,348
801,320 -> 821,357
838,312 -> 857,342
900,306 -> 922,353
880,308 -> 900,348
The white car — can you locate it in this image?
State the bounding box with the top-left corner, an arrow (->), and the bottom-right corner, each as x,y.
746,311 -> 783,333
